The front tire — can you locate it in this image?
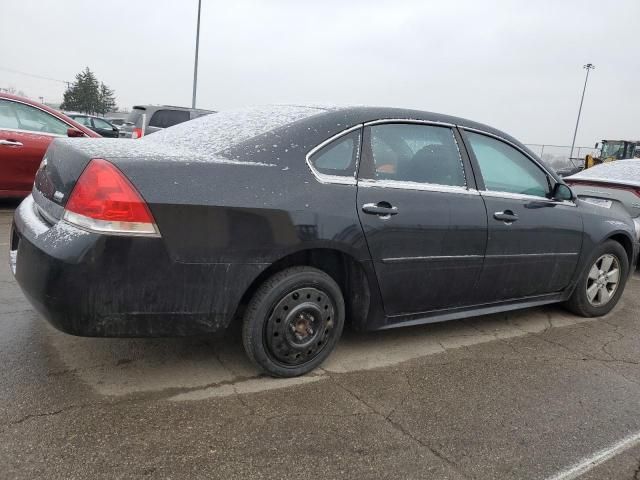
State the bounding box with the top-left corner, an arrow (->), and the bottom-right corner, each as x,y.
565,240 -> 629,317
242,266 -> 345,377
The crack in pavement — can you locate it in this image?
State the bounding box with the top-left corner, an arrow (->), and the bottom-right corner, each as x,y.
9,404 -> 81,426
327,371 -> 473,479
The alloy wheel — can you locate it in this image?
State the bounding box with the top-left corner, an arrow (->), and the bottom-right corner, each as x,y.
586,254 -> 620,307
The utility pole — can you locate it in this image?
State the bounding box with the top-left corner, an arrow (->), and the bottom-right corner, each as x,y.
569,63 -> 595,161
191,0 -> 202,108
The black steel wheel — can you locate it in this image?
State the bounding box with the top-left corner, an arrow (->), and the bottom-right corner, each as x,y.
242,266 -> 345,377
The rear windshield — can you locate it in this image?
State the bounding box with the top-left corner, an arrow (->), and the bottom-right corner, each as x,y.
125,108 -> 145,128
149,109 -> 190,128
143,105 -> 328,153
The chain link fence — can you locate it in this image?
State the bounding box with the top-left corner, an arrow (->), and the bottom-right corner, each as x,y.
525,144 -> 598,171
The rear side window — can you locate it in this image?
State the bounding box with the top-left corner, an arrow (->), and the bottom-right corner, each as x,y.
0,100 -> 19,129
308,130 -> 361,177
149,109 -> 190,128
361,123 -> 466,187
72,116 -> 92,126
466,132 -> 549,198
191,111 -> 210,120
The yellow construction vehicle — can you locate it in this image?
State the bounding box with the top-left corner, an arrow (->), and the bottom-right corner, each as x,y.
585,140 -> 640,169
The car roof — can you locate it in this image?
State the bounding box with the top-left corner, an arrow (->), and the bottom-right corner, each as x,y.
304,105 -> 531,152
131,104 -> 215,114
324,106 -> 500,133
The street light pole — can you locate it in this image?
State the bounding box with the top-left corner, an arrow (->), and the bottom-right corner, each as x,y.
569,63 -> 595,161
191,0 -> 202,109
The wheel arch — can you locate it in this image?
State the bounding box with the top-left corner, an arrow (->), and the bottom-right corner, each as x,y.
606,231 -> 635,267
234,248 -> 377,330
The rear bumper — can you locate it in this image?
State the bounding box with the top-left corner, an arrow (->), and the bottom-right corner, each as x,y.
11,196 -> 265,337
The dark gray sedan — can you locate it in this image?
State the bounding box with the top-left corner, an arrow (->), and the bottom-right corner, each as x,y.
9,105 -> 640,377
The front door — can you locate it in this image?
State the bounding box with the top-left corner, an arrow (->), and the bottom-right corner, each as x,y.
0,99 -> 63,195
92,117 -> 119,138
461,130 -> 583,302
356,122 -> 487,316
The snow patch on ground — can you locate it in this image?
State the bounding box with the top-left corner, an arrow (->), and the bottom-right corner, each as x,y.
9,250 -> 17,274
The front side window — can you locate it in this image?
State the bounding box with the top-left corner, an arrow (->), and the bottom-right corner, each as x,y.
308,130 -> 360,177
466,132 -> 549,198
360,123 -> 466,187
149,109 -> 190,128
9,101 -> 69,135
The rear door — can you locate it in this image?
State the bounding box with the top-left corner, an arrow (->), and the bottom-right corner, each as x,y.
356,122 -> 487,316
461,129 -> 583,302
0,99 -> 68,195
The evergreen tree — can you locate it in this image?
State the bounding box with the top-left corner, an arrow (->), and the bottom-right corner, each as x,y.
98,82 -> 117,114
60,67 -> 117,115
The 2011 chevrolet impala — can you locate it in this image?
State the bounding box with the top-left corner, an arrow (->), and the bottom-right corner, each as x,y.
10,105 -> 639,377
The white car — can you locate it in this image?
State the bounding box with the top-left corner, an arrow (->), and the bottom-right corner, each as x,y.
566,160 -> 640,244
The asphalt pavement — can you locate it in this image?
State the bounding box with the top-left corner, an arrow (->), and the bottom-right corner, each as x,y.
1,200 -> 640,480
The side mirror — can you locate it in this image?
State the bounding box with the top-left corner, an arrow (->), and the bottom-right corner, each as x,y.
595,142 -> 600,149
67,128 -> 85,138
552,183 -> 574,201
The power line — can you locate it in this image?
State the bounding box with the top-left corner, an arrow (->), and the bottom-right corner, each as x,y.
0,66 -> 70,86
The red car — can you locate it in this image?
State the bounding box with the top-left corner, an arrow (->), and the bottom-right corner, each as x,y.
0,93 -> 99,198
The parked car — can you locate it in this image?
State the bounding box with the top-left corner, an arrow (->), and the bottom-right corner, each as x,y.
565,160 -> 640,253
65,113 -> 120,138
0,93 -> 99,198
119,105 -> 214,138
10,105 -> 639,377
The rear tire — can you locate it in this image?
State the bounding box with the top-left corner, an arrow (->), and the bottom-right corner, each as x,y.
564,240 -> 629,317
242,266 -> 345,377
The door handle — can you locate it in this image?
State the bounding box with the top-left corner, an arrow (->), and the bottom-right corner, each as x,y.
362,202 -> 399,217
494,210 -> 518,223
0,139 -> 23,147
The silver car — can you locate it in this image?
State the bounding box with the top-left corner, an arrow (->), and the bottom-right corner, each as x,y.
566,160 -> 640,243
119,105 -> 214,139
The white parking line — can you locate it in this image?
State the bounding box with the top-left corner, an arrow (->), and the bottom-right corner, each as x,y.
546,431 -> 640,480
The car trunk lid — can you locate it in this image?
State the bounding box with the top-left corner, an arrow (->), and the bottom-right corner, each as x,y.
32,137 -> 180,221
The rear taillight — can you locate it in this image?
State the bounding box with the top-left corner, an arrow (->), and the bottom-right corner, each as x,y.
131,127 -> 144,139
63,158 -> 159,236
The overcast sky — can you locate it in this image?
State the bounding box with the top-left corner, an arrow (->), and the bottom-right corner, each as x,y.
1,0 -> 638,149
